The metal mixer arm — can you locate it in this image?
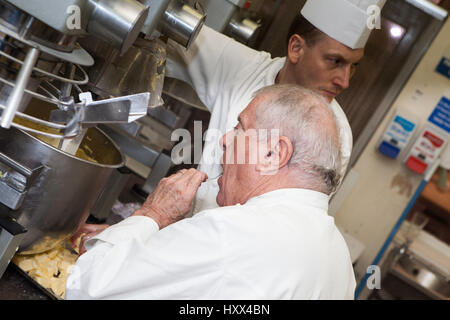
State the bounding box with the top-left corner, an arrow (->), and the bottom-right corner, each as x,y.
0,91 -> 149,139
50,92 -> 150,126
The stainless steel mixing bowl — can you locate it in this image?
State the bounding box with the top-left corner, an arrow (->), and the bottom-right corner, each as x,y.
0,100 -> 125,254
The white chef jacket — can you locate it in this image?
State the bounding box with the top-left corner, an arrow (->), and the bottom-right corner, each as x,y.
166,26 -> 353,214
65,188 -> 356,299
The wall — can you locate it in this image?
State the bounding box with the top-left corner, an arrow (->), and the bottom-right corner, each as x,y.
333,16 -> 450,294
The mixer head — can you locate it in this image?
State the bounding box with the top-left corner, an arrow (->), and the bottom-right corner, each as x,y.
0,0 -> 206,144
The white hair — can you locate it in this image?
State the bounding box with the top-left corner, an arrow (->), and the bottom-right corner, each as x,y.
253,84 -> 342,195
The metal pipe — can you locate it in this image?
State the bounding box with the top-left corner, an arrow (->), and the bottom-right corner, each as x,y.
86,0 -> 149,55
160,0 -> 206,49
0,47 -> 39,129
228,16 -> 261,44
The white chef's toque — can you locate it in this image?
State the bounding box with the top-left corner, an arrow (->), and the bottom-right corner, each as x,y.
301,0 -> 387,49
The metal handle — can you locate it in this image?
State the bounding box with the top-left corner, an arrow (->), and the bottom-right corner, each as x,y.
0,152 -> 32,178
0,47 -> 39,129
0,151 -> 44,186
0,151 -> 43,210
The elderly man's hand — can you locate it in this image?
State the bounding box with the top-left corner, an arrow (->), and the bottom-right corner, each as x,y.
132,169 -> 208,229
71,223 -> 110,255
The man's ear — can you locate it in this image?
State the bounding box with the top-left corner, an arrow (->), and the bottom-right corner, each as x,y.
256,136 -> 294,175
287,34 -> 306,64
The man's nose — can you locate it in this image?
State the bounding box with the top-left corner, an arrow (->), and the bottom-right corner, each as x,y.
333,66 -> 351,90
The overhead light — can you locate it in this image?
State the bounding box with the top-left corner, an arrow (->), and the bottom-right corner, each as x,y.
390,26 -> 404,38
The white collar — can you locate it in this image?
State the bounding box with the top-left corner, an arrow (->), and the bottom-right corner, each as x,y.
245,188 -> 329,213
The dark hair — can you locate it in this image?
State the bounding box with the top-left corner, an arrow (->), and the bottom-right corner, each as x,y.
286,14 -> 325,47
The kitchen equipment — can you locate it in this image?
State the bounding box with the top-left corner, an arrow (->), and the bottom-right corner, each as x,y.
227,14 -> 261,45
195,0 -> 262,41
85,0 -> 149,55
0,0 -> 207,282
392,253 -> 449,299
0,100 -> 125,256
6,0 -> 150,55
80,37 -> 166,109
404,211 -> 429,245
159,0 -> 206,49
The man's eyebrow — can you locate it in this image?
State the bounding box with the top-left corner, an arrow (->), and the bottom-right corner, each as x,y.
326,53 -> 348,63
327,52 -> 361,65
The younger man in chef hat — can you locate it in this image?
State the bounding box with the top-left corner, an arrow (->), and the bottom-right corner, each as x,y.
279,0 -> 387,102
275,1 -> 387,177
165,0 -> 388,213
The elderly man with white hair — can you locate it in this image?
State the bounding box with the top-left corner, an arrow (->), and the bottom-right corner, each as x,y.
65,85 -> 356,300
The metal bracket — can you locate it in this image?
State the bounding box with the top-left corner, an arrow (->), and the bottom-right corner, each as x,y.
0,216 -> 27,279
0,152 -> 44,210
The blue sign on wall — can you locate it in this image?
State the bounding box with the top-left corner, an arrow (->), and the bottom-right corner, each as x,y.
436,57 -> 450,79
428,96 -> 450,134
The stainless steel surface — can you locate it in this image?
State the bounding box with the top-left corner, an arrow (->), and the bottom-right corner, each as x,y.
0,5 -> 94,67
0,101 -> 125,254
147,105 -> 178,129
0,0 -> 165,260
1,85 -> 149,139
6,0 -> 150,55
201,0 -> 237,32
0,0 -> 92,134
160,0 -> 206,49
0,151 -> 43,210
50,92 -> 150,125
0,216 -> 27,279
0,47 -> 39,129
56,64 -> 85,155
163,77 -> 208,111
227,15 -> 260,45
141,152 -> 172,194
90,167 -> 131,221
100,122 -> 173,194
58,128 -> 87,155
86,0 -> 149,55
0,38 -> 43,114
115,121 -> 141,137
81,36 -> 166,109
0,0 -> 79,53
139,0 -> 172,36
0,2 -> 66,115
6,0 -> 90,34
99,124 -> 162,169
0,50 -> 89,85
391,253 -> 450,299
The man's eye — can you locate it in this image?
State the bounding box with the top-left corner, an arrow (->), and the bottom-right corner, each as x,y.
328,58 -> 340,65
